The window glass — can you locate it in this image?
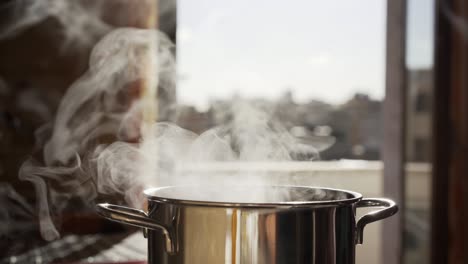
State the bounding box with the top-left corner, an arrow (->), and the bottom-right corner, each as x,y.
177,0 -> 387,161
405,0 -> 434,263
178,1 -> 387,263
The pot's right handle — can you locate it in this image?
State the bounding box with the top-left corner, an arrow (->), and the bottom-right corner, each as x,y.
96,203 -> 176,254
355,198 -> 398,244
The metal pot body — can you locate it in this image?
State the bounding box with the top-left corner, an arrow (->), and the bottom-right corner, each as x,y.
96,186 -> 397,264
148,201 -> 356,264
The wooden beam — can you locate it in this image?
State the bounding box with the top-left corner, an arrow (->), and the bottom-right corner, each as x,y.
430,0 -> 451,264
431,1 -> 451,263
433,0 -> 468,263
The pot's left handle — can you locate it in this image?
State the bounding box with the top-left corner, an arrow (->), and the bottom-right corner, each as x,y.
355,198 -> 398,244
96,203 -> 176,254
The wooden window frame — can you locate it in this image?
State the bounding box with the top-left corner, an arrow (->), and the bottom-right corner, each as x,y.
383,0 -> 407,264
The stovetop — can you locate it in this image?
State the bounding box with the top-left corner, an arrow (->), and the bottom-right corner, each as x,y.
2,231 -> 147,263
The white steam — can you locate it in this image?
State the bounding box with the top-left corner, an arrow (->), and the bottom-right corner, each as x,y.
0,0 -> 110,47
18,28 -> 174,240
19,156 -> 83,241
96,101 -> 320,199
10,6 -> 320,242
44,28 -> 163,165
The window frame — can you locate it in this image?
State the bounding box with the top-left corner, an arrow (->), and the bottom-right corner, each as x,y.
382,0 -> 407,264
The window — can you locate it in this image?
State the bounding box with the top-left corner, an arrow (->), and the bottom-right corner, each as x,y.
177,1 -> 389,263
404,0 -> 434,263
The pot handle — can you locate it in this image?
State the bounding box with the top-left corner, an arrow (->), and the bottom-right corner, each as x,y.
355,198 -> 398,244
96,203 -> 176,253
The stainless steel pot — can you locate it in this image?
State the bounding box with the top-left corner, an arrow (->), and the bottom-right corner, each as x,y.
96,185 -> 397,264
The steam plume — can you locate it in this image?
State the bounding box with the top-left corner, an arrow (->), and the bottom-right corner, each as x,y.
8,4 -> 319,242
95,99 -> 319,195
0,0 -> 110,47
18,28 -> 173,240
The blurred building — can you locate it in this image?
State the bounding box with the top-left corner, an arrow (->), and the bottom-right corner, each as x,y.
406,69 -> 433,162
320,93 -> 382,160
175,91 -> 384,161
175,105 -> 214,134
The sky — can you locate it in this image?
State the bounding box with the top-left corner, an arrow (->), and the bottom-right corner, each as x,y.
176,0 -> 434,110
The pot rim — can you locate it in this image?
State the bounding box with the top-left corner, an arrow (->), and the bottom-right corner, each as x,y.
143,185 -> 363,208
